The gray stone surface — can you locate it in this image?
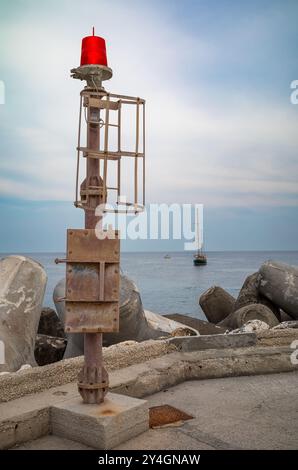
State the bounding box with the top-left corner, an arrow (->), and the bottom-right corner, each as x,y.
116,427 -> 215,450
111,345 -> 297,399
168,333 -> 256,351
234,272 -> 280,320
0,339 -> 177,403
219,303 -> 279,330
0,406 -> 50,450
256,328 -> 298,346
11,372 -> 298,450
1,337 -> 297,405
51,393 -> 149,449
199,286 -> 235,324
229,319 -> 269,334
1,344 -> 298,449
258,260 -> 298,319
14,435 -> 93,450
0,255 -> 47,372
273,321 -> 298,329
135,373 -> 298,450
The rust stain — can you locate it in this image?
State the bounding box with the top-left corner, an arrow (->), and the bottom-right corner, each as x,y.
149,404 -> 193,428
93,399 -> 124,417
100,408 -> 116,416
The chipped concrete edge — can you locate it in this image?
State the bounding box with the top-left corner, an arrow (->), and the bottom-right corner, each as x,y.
111,345 -> 298,399
1,330 -> 297,404
1,344 -> 298,449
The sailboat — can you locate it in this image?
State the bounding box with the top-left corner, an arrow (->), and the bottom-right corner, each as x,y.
193,206 -> 207,266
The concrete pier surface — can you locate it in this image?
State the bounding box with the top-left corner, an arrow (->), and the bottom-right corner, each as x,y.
14,371 -> 298,450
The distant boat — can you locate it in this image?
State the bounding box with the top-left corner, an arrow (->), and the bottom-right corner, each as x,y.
193,251 -> 207,266
193,206 -> 207,266
164,254 -> 171,259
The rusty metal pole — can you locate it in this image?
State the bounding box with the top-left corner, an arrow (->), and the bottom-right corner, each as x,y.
78,100 -> 108,404
69,35 -> 145,405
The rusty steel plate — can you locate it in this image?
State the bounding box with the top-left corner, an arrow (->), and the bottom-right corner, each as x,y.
66,262 -> 119,302
64,228 -> 120,333
65,301 -> 119,333
67,229 -> 119,263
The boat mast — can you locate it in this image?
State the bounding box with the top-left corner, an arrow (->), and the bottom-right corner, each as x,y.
196,206 -> 203,254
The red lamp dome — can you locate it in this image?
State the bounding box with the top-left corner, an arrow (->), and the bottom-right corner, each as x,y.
80,27 -> 108,67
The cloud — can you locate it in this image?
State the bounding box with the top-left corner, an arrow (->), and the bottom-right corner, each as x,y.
0,0 -> 297,209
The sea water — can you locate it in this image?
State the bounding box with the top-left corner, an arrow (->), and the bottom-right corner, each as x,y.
2,251 -> 298,320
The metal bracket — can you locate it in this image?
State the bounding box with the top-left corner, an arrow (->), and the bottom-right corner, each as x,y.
64,229 -> 120,334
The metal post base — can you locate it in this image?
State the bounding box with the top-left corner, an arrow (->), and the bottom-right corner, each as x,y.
78,333 -> 109,404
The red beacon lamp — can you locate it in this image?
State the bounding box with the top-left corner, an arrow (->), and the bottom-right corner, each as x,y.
59,29 -> 146,405
80,27 -> 108,67
71,27 -> 113,88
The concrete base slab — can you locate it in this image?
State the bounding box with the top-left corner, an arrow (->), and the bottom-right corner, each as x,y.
14,435 -> 93,450
51,393 -> 149,449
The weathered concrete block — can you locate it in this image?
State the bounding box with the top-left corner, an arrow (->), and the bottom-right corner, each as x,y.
280,310 -> 293,322
51,393 -> 149,449
0,256 -> 47,372
164,314 -> 226,335
168,333 -> 257,351
229,320 -> 270,334
219,304 -> 279,330
258,260 -> 298,320
272,321 -> 298,330
234,272 -> 280,320
0,407 -> 50,450
199,286 -> 235,324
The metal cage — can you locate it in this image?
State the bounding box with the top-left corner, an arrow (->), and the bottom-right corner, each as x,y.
75,89 -> 145,214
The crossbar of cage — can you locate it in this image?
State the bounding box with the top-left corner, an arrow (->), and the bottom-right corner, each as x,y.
75,90 -> 145,212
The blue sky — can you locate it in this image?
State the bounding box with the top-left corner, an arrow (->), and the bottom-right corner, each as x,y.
0,0 -> 298,251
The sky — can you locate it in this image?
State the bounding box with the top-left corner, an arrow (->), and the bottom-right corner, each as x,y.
0,0 -> 298,251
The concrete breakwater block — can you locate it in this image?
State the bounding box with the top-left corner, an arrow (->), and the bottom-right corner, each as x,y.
234,272 -> 280,320
51,393 -> 149,449
219,304 -> 279,330
258,261 -> 298,320
199,286 -> 235,324
0,255 -> 47,372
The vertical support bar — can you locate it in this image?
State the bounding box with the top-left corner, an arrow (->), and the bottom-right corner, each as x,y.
117,158 -> 121,200
85,101 -> 102,228
103,94 -> 110,201
135,99 -> 140,206
117,102 -> 121,199
75,93 -> 83,207
142,101 -> 146,207
117,101 -> 121,153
